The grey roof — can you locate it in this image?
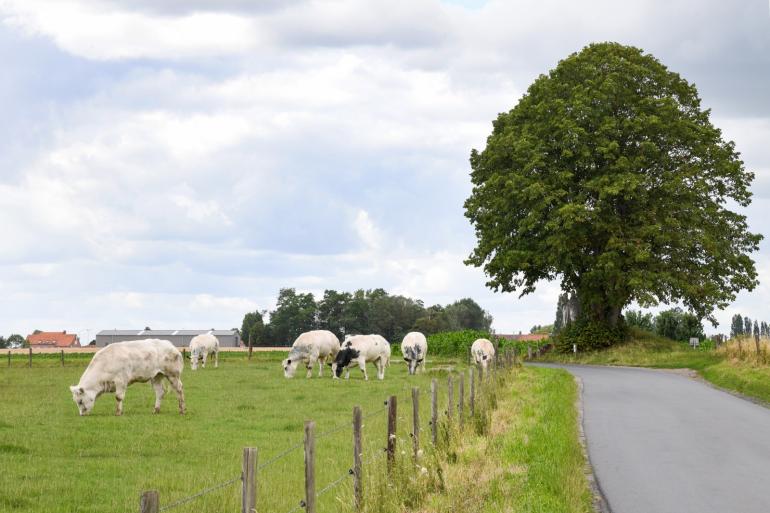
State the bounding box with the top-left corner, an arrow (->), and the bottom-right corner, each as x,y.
97,329 -> 238,336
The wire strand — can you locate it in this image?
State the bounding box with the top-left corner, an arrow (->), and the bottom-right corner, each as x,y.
158,475 -> 241,512
257,439 -> 305,471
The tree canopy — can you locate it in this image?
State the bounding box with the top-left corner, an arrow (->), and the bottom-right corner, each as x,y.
465,42 -> 761,330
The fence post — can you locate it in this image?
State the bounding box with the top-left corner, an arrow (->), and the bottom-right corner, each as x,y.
7,350 -> 10,368
411,388 -> 419,459
139,491 -> 159,513
242,447 -> 257,513
469,367 -> 475,417
386,396 -> 397,472
527,345 -> 532,360
28,347 -> 32,368
61,350 -> 64,367
447,375 -> 454,424
248,333 -> 253,361
458,374 -> 464,430
467,345 -> 472,366
304,421 -> 316,513
353,406 -> 362,510
430,379 -> 438,445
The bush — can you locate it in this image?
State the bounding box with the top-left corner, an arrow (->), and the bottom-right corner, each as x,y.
553,320 -> 628,353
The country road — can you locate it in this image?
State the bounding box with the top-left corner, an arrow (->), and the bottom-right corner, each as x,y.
535,364 -> 770,513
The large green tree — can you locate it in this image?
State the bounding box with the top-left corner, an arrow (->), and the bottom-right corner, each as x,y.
264,288 -> 318,345
465,42 -> 761,331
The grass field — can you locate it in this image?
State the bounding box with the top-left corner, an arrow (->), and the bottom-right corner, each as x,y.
1,352 -> 591,513
537,329 -> 770,404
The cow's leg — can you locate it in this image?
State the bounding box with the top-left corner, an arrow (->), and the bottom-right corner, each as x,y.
151,376 -> 165,413
360,358 -> 368,381
214,349 -> 219,368
345,366 -> 350,380
201,350 -> 208,369
115,383 -> 126,416
318,356 -> 325,377
306,357 -> 315,378
167,375 -> 186,414
421,359 -> 426,373
376,358 -> 385,380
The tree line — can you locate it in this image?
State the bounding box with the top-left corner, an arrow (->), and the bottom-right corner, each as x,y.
240,288 -> 493,347
730,314 -> 769,339
0,334 -> 26,349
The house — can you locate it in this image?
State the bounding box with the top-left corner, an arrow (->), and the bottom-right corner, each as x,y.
95,329 -> 241,348
497,333 -> 550,342
26,331 -> 81,348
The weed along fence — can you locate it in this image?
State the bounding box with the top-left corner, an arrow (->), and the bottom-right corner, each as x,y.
137,349 -> 519,513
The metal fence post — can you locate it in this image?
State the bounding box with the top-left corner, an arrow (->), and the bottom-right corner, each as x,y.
139,491 -> 159,513
386,396 -> 397,472
304,421 -> 316,513
353,406 -> 362,510
241,447 -> 257,513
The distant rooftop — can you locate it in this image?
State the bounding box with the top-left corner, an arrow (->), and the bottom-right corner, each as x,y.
96,329 -> 237,336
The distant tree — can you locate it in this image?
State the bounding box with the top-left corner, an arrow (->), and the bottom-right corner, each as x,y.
654,308 -> 704,342
553,293 -> 569,333
413,305 -> 450,335
264,288 -> 317,345
464,42 -> 761,343
530,324 -> 553,335
0,336 -> 7,349
241,310 -> 266,346
443,298 -> 493,332
317,289 -> 352,339
744,316 -> 752,337
731,314 -> 744,337
624,310 -> 655,332
7,334 -> 25,349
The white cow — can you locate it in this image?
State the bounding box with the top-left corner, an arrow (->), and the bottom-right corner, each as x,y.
401,331 -> 427,375
333,334 -> 391,380
189,333 -> 219,370
69,339 -> 185,416
471,338 -> 496,371
282,330 -> 341,378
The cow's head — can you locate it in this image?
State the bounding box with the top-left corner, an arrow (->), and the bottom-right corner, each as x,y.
403,346 -> 423,375
69,385 -> 95,416
282,357 -> 301,378
190,350 -> 202,371
332,347 -> 359,378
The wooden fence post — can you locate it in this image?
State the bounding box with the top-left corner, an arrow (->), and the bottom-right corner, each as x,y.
139,491 -> 159,513
411,388 -> 420,459
7,350 -> 10,368
28,347 -> 32,368
353,406 -> 362,510
61,350 -> 64,367
386,396 -> 397,472
242,447 -> 257,513
458,374 -> 464,430
447,376 -> 454,424
430,379 -> 438,445
304,421 -> 316,513
248,333 -> 253,361
469,368 -> 475,417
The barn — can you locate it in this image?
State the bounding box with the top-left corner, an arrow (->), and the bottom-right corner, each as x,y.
95,329 -> 241,348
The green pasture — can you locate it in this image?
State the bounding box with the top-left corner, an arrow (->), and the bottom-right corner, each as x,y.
0,352 -> 466,513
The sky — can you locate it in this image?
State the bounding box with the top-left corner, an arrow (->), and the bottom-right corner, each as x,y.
0,0 -> 769,342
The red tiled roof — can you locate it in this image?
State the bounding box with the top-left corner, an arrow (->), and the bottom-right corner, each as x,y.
26,331 -> 80,348
497,333 -> 550,341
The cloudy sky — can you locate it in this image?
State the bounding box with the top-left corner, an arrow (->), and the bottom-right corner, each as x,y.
1,0 -> 769,341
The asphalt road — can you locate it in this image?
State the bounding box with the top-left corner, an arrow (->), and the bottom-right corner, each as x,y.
536,364 -> 770,513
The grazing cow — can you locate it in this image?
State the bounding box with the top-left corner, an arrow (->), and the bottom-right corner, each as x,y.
401,332 -> 427,375
282,330 -> 341,378
69,339 -> 185,416
333,334 -> 391,380
189,333 -> 219,370
471,338 -> 496,371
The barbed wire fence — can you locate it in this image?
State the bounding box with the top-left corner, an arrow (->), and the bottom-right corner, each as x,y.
138,347 -> 519,513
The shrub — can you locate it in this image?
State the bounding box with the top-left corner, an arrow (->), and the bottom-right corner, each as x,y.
553,320 -> 628,353
426,330 -> 491,357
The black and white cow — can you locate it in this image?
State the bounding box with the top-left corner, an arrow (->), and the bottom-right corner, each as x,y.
332,334 -> 391,380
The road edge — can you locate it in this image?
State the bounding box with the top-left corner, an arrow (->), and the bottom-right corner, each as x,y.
573,375 -> 612,513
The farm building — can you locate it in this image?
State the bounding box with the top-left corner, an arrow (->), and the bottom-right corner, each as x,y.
26,330 -> 81,348
95,329 -> 241,348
